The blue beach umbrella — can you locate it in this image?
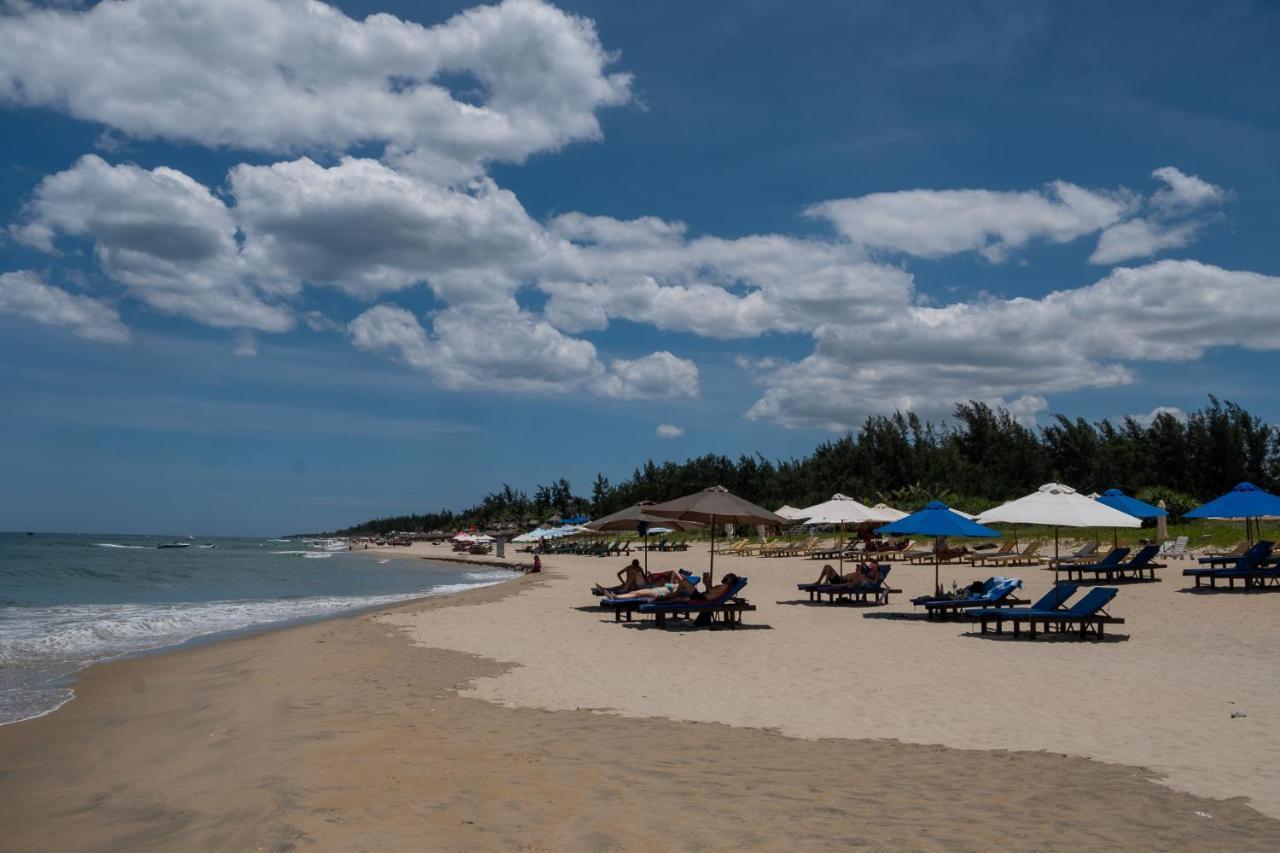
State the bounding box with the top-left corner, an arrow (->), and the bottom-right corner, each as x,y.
1185,482 -> 1280,544
1096,488 -> 1168,548
876,501 -> 1001,595
1095,489 -> 1167,519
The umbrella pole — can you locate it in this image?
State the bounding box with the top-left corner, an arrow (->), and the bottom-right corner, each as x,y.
643,531 -> 648,575
709,513 -> 716,587
934,540 -> 941,597
838,521 -> 844,573
1054,526 -> 1060,585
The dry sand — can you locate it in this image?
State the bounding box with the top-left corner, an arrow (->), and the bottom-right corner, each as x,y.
0,543 -> 1277,850
382,540 -> 1280,820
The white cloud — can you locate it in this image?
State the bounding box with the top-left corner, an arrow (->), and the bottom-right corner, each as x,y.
1150,166 -> 1226,212
231,332 -> 258,357
1131,406 -> 1187,427
1089,167 -> 1227,265
808,181 -> 1136,262
0,0 -> 631,182
745,261 -> 1280,430
655,423 -> 684,438
596,351 -> 700,399
232,157 -> 548,302
13,155 -> 293,331
1090,218 -> 1199,265
349,302 -> 701,399
0,269 -> 131,343
541,218 -> 915,337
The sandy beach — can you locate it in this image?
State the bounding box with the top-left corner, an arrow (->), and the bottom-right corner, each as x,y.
2,543 -> 1279,851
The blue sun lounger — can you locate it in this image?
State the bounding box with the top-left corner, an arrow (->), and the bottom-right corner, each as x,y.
639,576 -> 755,628
796,566 -> 898,605
911,577 -> 1024,619
1183,542 -> 1274,589
1058,545 -> 1162,583
967,582 -> 1079,621
974,586 -> 1123,640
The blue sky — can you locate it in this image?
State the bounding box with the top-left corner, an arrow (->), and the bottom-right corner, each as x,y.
1,0 -> 1278,535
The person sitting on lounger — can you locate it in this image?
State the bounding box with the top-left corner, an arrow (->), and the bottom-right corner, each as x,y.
604,569 -> 701,601
593,559 -> 647,595
812,561 -> 882,587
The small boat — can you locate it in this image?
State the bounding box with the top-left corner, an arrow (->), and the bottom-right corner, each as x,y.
157,542 -> 191,549
197,543 -> 217,549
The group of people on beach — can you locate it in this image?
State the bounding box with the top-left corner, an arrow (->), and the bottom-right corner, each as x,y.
592,559 -> 740,603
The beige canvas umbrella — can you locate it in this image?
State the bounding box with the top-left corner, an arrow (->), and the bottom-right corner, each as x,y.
796,494 -> 902,571
584,502 -> 701,572
647,486 -> 787,585
977,483 -> 1140,582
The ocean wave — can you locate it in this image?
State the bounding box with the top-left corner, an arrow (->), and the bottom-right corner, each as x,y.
94,543 -> 147,549
463,570 -> 522,581
0,583 -> 502,669
303,552 -> 334,559
270,550 -> 312,555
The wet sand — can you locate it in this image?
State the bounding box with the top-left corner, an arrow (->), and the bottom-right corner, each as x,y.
2,564 -> 1279,850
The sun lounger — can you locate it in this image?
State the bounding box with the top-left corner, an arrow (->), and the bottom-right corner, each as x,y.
1158,535 -> 1189,560
910,577 -> 1025,619
1049,541 -> 1101,567
1183,542 -> 1277,590
973,586 -> 1123,640
1197,541 -> 1265,568
639,577 -> 755,628
1058,545 -> 1162,583
796,566 -> 899,606
972,540 -> 1043,567
1200,542 -> 1247,562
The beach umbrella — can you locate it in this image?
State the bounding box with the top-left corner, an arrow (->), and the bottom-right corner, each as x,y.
977,483 -> 1141,582
584,502 -> 700,572
1157,500 -> 1168,542
797,494 -> 902,571
876,501 -> 1001,595
1184,482 -> 1280,544
871,503 -> 908,521
1095,488 -> 1168,548
647,486 -> 787,585
775,505 -> 810,521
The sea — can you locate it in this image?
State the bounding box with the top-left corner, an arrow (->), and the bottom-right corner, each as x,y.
0,532 -> 517,726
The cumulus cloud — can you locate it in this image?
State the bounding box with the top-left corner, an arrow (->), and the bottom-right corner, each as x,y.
348,302 -> 699,398
1150,166 -> 1227,212
0,269 -> 131,343
1090,167 -> 1227,265
232,157 -> 549,302
1131,406 -> 1187,427
745,260 -> 1280,430
13,155 -> 293,331
0,0 -> 631,182
808,181 -> 1136,262
656,423 -> 684,438
595,351 -> 700,399
541,217 -> 915,337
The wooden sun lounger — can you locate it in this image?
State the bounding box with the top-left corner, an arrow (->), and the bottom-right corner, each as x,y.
1057,546 -> 1163,583
639,577 -> 756,629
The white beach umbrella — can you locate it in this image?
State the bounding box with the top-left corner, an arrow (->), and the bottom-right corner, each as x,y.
871,503 -> 908,522
977,482 -> 1141,580
797,494 -> 901,570
774,505 -> 811,521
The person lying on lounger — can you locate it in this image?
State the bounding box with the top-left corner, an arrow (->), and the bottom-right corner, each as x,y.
604,569 -> 701,601
933,537 -> 969,561
592,559 -> 648,595
812,561 -> 882,587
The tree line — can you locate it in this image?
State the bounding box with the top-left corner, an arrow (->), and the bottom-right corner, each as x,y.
327,397 -> 1276,535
